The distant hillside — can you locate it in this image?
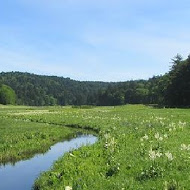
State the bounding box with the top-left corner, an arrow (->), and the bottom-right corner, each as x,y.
0,54 -> 190,107
0,72 -> 110,106
0,71 -> 163,106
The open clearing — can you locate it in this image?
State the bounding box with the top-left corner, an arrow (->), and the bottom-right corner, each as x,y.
0,105 -> 190,189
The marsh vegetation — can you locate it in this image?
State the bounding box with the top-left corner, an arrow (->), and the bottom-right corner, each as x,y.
0,105 -> 190,189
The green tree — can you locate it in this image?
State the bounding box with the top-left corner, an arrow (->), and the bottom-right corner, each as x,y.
165,54 -> 190,106
0,84 -> 16,105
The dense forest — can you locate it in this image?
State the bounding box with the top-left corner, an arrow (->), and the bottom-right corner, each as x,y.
98,54 -> 190,107
0,54 -> 189,107
0,72 -> 110,106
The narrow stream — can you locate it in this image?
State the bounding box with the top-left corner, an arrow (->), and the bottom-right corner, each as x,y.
0,134 -> 97,190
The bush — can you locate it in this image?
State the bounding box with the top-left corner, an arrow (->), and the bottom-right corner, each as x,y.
0,84 -> 16,105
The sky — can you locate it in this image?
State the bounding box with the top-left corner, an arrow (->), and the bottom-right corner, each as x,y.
0,0 -> 190,81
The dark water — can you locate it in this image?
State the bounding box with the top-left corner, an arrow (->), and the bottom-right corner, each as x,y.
0,134 -> 97,190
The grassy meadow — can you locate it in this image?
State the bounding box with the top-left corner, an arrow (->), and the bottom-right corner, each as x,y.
1,105 -> 190,189
0,106 -> 80,164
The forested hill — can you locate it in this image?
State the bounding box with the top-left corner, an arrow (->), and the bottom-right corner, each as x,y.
0,72 -> 111,106
0,72 -> 168,106
0,54 -> 190,107
97,54 -> 190,107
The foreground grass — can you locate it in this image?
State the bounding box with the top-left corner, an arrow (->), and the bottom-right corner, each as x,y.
1,105 -> 190,189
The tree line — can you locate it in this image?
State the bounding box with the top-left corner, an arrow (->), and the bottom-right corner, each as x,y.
0,54 -> 189,107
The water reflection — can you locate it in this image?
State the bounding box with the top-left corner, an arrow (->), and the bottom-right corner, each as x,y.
0,135 -> 97,190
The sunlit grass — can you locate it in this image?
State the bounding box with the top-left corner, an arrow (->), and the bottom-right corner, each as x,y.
0,113 -> 78,164
1,105 -> 190,189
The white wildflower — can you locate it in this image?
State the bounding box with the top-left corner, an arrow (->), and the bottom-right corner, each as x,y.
149,149 -> 157,160
144,134 -> 149,140
104,133 -> 110,141
165,152 -> 173,161
104,142 -> 108,149
155,132 -> 164,141
180,144 -> 190,151
181,144 -> 187,150
110,137 -> 116,146
140,134 -> 149,142
164,134 -> 168,138
156,151 -> 163,158
69,153 -> 76,157
178,121 -> 186,129
155,132 -> 160,139
65,186 -> 72,190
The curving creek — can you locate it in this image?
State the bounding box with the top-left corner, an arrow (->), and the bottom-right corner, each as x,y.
0,134 -> 97,190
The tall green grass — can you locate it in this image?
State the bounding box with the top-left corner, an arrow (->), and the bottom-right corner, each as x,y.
1,105 -> 190,189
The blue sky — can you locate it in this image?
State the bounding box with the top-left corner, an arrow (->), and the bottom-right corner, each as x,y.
0,0 -> 190,81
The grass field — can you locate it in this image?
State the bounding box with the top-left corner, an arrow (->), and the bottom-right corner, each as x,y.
1,105 -> 190,189
0,106 -> 80,164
